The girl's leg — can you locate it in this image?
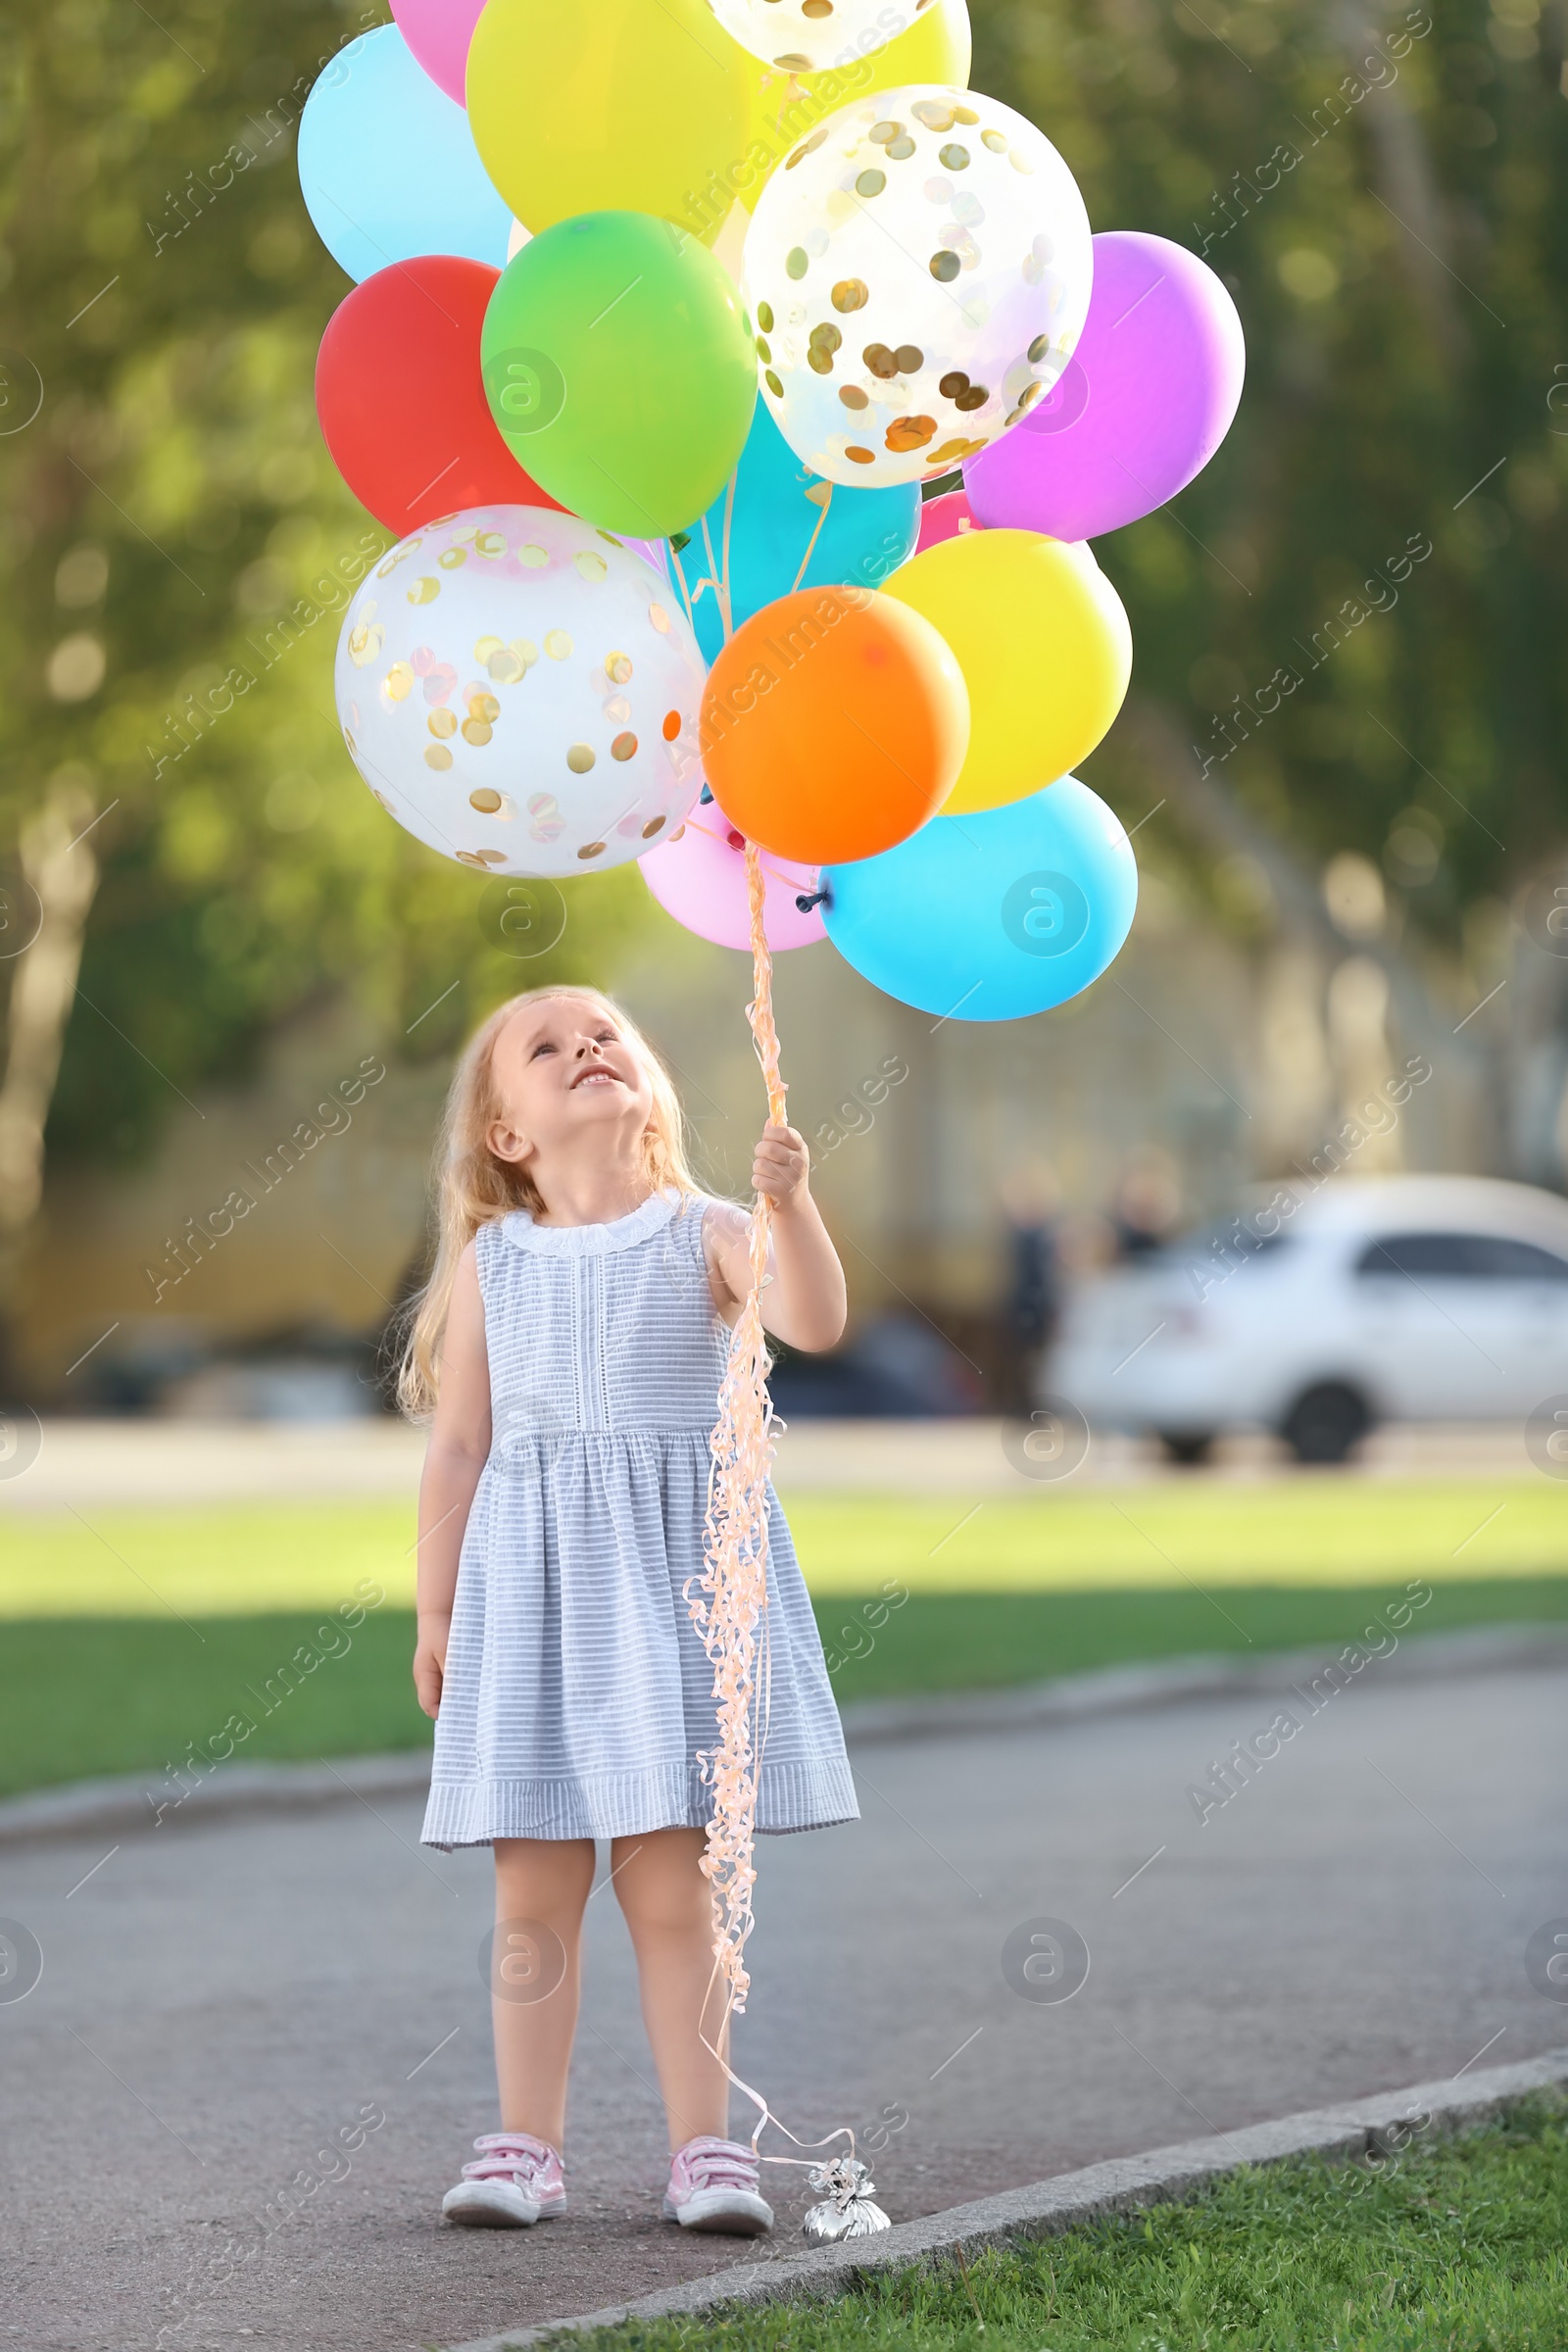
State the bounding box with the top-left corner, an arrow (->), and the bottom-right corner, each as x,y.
491,1836 -> 596,2146
612,1828 -> 730,2150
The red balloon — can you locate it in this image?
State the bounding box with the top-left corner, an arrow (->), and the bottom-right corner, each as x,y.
315,255 -> 564,536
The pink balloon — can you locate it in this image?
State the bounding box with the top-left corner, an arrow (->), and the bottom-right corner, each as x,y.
964,231 -> 1246,542
639,806 -> 826,953
390,0 -> 483,104
915,487 -> 976,553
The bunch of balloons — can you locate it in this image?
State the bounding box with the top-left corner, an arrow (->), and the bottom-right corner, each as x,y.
311,0 -> 1246,1023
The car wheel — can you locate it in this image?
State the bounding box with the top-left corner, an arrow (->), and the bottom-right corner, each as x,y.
1157,1431 -> 1215,1466
1281,1383 -> 1371,1464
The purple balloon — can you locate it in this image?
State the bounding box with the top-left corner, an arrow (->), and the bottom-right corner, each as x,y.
965,231 -> 1245,542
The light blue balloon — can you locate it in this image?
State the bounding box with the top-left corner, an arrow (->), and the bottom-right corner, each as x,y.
297,24 -> 513,284
822,776 -> 1139,1022
664,403 -> 918,664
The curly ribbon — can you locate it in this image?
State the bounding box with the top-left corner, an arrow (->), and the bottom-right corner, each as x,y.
681,848 -> 866,2198
687,841 -> 784,2020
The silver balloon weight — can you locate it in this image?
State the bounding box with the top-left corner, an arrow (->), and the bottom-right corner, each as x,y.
802,2155 -> 891,2242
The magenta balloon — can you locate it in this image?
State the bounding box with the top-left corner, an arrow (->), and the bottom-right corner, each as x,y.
965,231 -> 1245,541
640,807 -> 826,954
915,487 -> 976,553
389,0 -> 483,103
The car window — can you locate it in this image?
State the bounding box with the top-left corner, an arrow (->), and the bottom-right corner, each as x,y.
1355,1230 -> 1568,1281
1169,1222 -> 1293,1266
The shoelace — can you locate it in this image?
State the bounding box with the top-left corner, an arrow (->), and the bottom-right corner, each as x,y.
462,2132 -> 556,2185
679,2139 -> 760,2193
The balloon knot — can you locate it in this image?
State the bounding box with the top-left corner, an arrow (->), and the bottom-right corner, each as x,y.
795,888 -> 829,913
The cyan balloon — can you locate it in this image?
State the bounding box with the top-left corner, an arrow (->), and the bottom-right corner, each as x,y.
822,774 -> 1138,1021
297,24 -> 513,284
665,403 -> 918,665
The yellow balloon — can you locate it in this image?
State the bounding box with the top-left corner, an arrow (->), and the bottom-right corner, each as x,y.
725,0 -> 972,217
881,531 -> 1133,815
467,0 -> 754,244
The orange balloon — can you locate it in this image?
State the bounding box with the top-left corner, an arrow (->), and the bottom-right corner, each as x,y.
699,587 -> 969,864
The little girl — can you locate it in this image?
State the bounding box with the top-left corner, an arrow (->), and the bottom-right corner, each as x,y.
401,984 -> 858,2236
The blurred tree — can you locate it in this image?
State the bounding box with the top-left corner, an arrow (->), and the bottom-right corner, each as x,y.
0,0 -> 646,1295
975,0 -> 1568,939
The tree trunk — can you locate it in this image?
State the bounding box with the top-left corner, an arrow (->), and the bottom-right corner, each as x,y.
0,775 -> 101,1287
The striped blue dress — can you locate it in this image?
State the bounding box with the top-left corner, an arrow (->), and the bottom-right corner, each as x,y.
421,1188 -> 859,1850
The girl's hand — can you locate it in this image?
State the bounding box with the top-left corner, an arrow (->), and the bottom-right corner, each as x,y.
753,1120 -> 809,1211
414,1613 -> 451,1720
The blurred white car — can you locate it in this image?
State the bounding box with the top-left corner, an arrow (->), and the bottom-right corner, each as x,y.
1048,1175 -> 1568,1462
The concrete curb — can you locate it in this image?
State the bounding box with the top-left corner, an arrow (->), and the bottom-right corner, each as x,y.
444,2046 -> 1568,2351
3,1623 -> 1565,1847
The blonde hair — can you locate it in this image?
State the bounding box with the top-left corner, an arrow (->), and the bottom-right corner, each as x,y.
395,985 -> 702,1418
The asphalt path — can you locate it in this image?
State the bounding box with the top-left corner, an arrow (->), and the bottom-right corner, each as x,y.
4,1660 -> 1565,2352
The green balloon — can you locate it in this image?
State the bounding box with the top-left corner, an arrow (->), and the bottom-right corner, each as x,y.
481,212 -> 757,540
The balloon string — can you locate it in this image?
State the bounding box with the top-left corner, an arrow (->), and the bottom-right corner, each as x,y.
789,482 -> 834,596
685,848 -> 859,2179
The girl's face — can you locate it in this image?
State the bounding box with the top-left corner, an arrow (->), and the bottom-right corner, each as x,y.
486,995 -> 656,1175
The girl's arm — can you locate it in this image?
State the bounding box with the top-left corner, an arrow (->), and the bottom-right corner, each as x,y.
412,1240 -> 491,1720
707,1122 -> 848,1351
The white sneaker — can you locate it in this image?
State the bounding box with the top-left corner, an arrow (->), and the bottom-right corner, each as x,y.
441,2130 -> 566,2228
662,2134 -> 774,2234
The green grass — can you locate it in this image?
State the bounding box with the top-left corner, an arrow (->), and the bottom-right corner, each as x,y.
1,1476 -> 1564,1620
1,1481 -> 1563,1796
3,1578 -> 1565,1799
552,2095 -> 1568,2352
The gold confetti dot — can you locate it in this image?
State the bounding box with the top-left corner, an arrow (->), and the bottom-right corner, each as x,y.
662,709 -> 682,741
956,383 -> 989,411
462,718 -> 494,746
473,531 -> 506,558
862,341 -> 899,378
408,577 -> 440,604
642,815 -> 665,838
910,99 -> 956,130
839,385 -> 869,409
612,731 -> 638,760
940,369 -> 970,398
597,528 -> 623,546
938,142 -> 970,171
348,621 -> 384,667
456,849 -> 489,867
868,120 -> 902,144
764,368 -> 784,398
544,629 -> 573,660
802,0 -> 832,15
384,662 -> 414,701
786,247 -> 808,279
981,127 -> 1007,152
831,279 -> 868,314
953,103 -> 979,123
855,169 -> 886,197
786,127 -> 828,169
437,547 -> 467,570
650,604 -> 670,633
467,691 -> 501,722
895,343 -> 924,372
886,415 -> 937,452
756,335 -> 772,363
757,300 -> 774,332
487,650 -> 523,684
518,543 -> 550,567
606,652 -> 633,684
428,709 -> 457,739
469,788 -> 503,813
573,551 -> 608,582
885,134 -> 915,160
845,445 -> 876,465
474,634 -> 504,661
929,251 -> 961,282
512,638 -> 539,668
577,841 -> 607,859
566,743 -> 596,772
425,745 -> 454,771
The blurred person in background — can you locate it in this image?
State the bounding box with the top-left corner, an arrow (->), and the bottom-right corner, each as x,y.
998,1161 -> 1062,1413
1112,1148 -> 1183,1262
